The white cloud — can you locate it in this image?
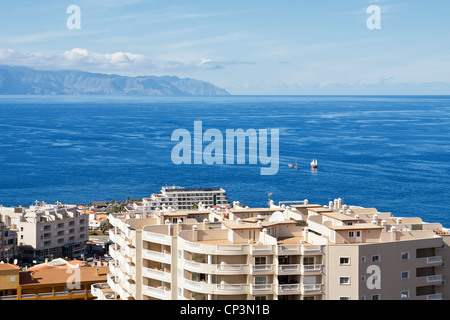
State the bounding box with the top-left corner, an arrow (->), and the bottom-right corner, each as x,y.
0,48 -> 254,75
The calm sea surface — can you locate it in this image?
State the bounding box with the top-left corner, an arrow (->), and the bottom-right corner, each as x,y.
1,95 -> 450,226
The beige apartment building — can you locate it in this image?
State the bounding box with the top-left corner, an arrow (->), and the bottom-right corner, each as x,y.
0,202 -> 88,260
94,198 -> 450,300
0,219 -> 16,262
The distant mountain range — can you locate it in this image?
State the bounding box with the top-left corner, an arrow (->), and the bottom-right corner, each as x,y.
0,65 -> 230,96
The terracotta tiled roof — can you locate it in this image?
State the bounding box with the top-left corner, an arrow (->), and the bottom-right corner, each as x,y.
20,265 -> 109,286
0,263 -> 20,271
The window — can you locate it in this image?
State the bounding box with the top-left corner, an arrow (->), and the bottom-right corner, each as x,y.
255,276 -> 267,285
372,294 -> 381,300
371,255 -> 380,263
361,276 -> 366,283
401,271 -> 409,280
255,296 -> 267,300
340,257 -> 350,265
401,252 -> 410,260
339,277 -> 351,285
339,297 -> 350,300
303,257 -> 314,265
255,256 -> 267,265
192,272 -> 206,282
401,290 -> 409,299
361,256 -> 366,263
348,231 -> 354,238
360,295 -> 366,300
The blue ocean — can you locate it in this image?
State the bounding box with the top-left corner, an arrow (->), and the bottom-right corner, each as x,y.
1,95 -> 450,227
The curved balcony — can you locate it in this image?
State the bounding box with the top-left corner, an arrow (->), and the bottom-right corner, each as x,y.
91,283 -> 115,300
184,279 -> 249,295
143,231 -> 172,246
180,238 -> 249,255
143,249 -> 172,264
143,285 -> 171,300
183,260 -> 249,275
106,273 -> 118,293
143,267 -> 172,283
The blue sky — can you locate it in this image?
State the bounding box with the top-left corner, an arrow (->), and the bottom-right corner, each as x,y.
0,0 -> 449,94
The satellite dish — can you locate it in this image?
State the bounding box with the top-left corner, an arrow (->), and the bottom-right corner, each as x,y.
13,259 -> 18,265
269,211 -> 285,222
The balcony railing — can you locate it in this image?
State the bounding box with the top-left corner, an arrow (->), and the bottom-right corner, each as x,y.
250,284 -> 273,295
276,245 -> 301,255
0,290 -> 91,300
184,279 -> 249,295
143,231 -> 172,245
301,284 -> 322,295
143,267 -> 172,282
183,260 -> 249,274
277,284 -> 300,295
427,293 -> 443,300
143,285 -> 171,300
250,264 -> 273,274
278,264 -> 300,274
301,245 -> 322,255
427,256 -> 443,265
301,264 -> 323,274
216,264 -> 246,273
91,283 -> 114,300
250,245 -> 273,255
427,274 -> 443,283
143,249 -> 172,264
217,245 -> 245,253
184,241 -> 204,252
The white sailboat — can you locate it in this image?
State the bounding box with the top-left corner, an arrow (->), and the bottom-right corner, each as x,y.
310,158 -> 318,169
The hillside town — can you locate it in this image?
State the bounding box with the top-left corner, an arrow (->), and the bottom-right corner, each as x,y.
1,186 -> 450,300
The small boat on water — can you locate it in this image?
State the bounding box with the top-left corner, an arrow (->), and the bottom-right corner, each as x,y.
294,161 -> 298,170
288,164 -> 293,168
310,158 -> 318,169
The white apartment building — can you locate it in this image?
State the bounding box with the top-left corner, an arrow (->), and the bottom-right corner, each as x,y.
0,201 -> 89,261
141,186 -> 230,211
94,198 -> 450,300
